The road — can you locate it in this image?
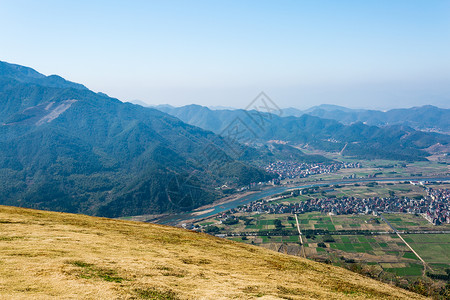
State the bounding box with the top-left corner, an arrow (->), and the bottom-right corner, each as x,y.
294,214 -> 306,257
379,214 -> 398,233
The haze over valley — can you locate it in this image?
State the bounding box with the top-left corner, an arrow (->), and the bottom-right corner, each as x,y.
1,1 -> 450,299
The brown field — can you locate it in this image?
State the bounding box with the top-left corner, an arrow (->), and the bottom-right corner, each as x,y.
0,205 -> 425,299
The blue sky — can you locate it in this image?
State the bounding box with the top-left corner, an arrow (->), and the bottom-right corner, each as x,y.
1,0 -> 450,109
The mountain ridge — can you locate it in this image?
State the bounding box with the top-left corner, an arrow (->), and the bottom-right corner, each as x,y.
157,104 -> 450,161
282,104 -> 450,133
0,61 -> 273,217
0,60 -> 88,90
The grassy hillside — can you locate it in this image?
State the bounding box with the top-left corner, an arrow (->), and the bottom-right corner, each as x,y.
0,206 -> 423,299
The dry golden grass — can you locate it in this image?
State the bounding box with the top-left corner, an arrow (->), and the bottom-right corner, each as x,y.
0,205 -> 425,299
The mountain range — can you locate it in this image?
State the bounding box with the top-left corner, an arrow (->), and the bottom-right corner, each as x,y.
0,61 -> 274,217
151,103 -> 450,134
283,104 -> 450,134
156,104 -> 450,161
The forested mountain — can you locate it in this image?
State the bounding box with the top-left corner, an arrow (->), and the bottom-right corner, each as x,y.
0,61 -> 88,90
282,105 -> 450,133
0,61 -> 274,217
157,105 -> 450,161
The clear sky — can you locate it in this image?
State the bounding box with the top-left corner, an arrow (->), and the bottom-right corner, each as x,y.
1,0 -> 450,109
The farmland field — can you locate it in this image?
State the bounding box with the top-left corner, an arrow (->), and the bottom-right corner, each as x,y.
383,214 -> 450,231
194,181 -> 450,288
403,234 -> 450,264
198,211 -> 449,281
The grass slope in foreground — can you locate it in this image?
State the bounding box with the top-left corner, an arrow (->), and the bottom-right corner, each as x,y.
0,206 -> 424,299
0,206 -> 421,299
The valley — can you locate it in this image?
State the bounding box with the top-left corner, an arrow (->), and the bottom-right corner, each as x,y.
0,61 -> 449,299
2,2 -> 450,299
128,156 -> 449,225
190,180 -> 450,297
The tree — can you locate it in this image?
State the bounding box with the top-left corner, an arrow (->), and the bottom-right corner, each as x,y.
205,226 -> 220,234
323,234 -> 335,243
223,218 -> 239,225
244,219 -> 253,226
274,219 -> 283,230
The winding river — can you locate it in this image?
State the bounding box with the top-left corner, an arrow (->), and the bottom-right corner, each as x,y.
157,176 -> 450,226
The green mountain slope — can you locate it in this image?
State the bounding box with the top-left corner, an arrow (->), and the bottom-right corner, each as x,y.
0,61 -> 273,217
0,205 -> 424,299
0,61 -> 88,90
157,104 -> 450,161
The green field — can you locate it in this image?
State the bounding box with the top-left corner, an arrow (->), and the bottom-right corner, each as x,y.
384,264 -> 424,276
195,181 -> 450,285
203,211 -> 450,282
383,213 -> 450,231
403,234 -> 450,264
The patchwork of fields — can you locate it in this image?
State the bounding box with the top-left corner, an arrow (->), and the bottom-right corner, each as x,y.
199,210 -> 449,281
194,180 -> 450,290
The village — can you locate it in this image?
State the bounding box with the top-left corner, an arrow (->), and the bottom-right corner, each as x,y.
264,161 -> 362,179
218,185 -> 450,226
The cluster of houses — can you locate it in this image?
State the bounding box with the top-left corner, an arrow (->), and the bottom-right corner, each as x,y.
235,178 -> 281,192
424,188 -> 450,225
264,161 -> 361,179
223,187 -> 449,225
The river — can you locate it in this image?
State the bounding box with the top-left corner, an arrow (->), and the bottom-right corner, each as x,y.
157,176 -> 450,226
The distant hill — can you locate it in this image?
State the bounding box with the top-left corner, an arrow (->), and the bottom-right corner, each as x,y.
208,105 -> 237,110
304,104 -> 367,113
0,61 -> 273,217
127,99 -> 151,107
158,105 -> 450,161
282,104 -> 450,133
0,205 -> 424,299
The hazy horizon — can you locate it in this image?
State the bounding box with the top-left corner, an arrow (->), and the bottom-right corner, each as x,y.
2,0 -> 450,110
127,98 -> 448,112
